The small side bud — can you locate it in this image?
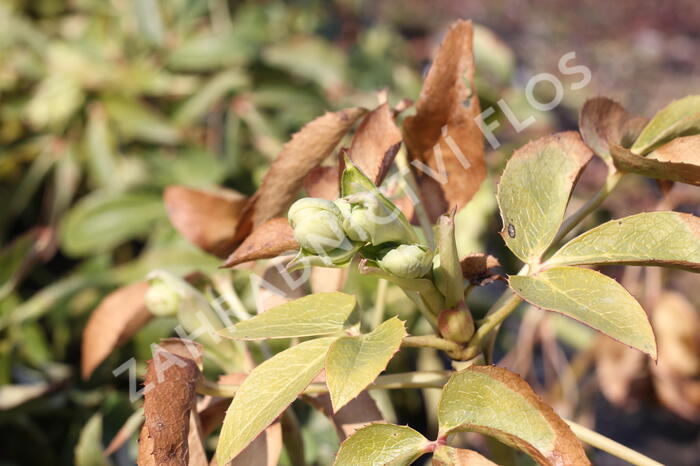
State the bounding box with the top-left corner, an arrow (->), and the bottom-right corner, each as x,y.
377,244 -> 433,279
438,307 -> 475,343
145,280 -> 181,316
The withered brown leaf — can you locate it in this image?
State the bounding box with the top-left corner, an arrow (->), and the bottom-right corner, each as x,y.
164,186 -> 248,258
403,20 -> 486,221
81,282 -> 152,379
223,218 -> 298,268
348,102 -> 402,185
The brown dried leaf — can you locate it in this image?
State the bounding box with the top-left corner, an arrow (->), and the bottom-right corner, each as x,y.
595,337 -> 650,409
459,253 -> 501,285
348,103 -> 402,185
578,97 -> 646,166
241,107 -> 366,230
227,420 -> 282,466
432,445 -> 497,466
649,134 -> 700,165
164,186 -> 248,258
304,165 -> 340,200
304,391 -> 384,441
611,143 -> 700,186
224,218 -> 298,268
81,282 -> 152,379
403,20 -> 486,220
138,347 -> 200,466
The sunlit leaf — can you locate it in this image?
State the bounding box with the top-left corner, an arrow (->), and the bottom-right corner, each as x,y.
221,292 -> 356,340
497,132 -> 593,264
611,142 -> 700,186
333,424 -> 429,466
216,337 -> 337,464
60,191 -> 166,257
509,267 -> 657,358
547,211 -> 700,272
438,366 -> 589,466
326,317 -> 406,412
631,95 -> 700,155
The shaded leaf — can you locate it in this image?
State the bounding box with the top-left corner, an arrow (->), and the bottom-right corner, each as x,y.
60,191 -> 166,257
438,366 -> 588,466
174,70 -> 248,125
75,413 -> 110,466
216,337 -> 337,464
611,141 -> 700,187
578,97 -> 646,165
103,96 -> 180,144
224,218 -> 298,267
304,391 -> 384,441
348,103 -> 402,185
326,317 -> 406,412
164,185 -> 248,258
221,292 -> 356,340
403,20 -> 486,220
105,408 -> 144,456
0,227 -> 53,299
432,445 -> 497,466
228,419 -> 283,466
631,95 -> 700,155
333,424 -> 429,466
237,107 -> 365,236
304,165 -> 340,200
510,267 -> 657,358
547,211 -> 700,271
82,282 -> 152,379
138,346 -> 200,465
497,132 -> 593,264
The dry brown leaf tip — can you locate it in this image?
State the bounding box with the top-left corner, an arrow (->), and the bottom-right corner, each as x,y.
348,102 -> 402,185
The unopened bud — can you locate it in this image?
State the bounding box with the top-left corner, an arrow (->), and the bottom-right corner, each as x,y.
438,307 -> 475,343
377,244 -> 433,279
337,193 -> 413,246
288,198 -> 350,255
145,280 -> 181,316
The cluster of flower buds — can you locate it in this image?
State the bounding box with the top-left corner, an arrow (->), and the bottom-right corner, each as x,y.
287,158 -> 432,279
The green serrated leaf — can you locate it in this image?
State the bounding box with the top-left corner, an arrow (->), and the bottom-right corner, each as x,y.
216,337 -> 336,464
497,132 -> 592,265
221,292 -> 356,340
547,212 -> 700,272
631,95 -> 700,155
326,317 -> 406,412
333,424 -> 429,466
59,191 -> 166,257
509,267 -> 656,358
438,366 -> 589,466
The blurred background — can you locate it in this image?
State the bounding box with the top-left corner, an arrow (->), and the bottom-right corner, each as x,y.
0,0 -> 698,464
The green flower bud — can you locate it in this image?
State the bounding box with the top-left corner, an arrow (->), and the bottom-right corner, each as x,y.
438,307 -> 475,343
145,280 -> 181,316
337,193 -> 414,246
288,198 -> 352,255
377,244 -> 433,279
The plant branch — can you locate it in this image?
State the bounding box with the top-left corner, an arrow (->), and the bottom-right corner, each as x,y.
402,335 -> 462,353
461,291 -> 523,360
566,420 -> 663,466
196,370 -> 453,398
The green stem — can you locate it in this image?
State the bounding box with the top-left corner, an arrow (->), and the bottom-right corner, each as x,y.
197,371 -> 453,398
402,335 -> 462,354
461,291 -> 523,360
542,170 -> 624,262
566,420 -> 663,466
